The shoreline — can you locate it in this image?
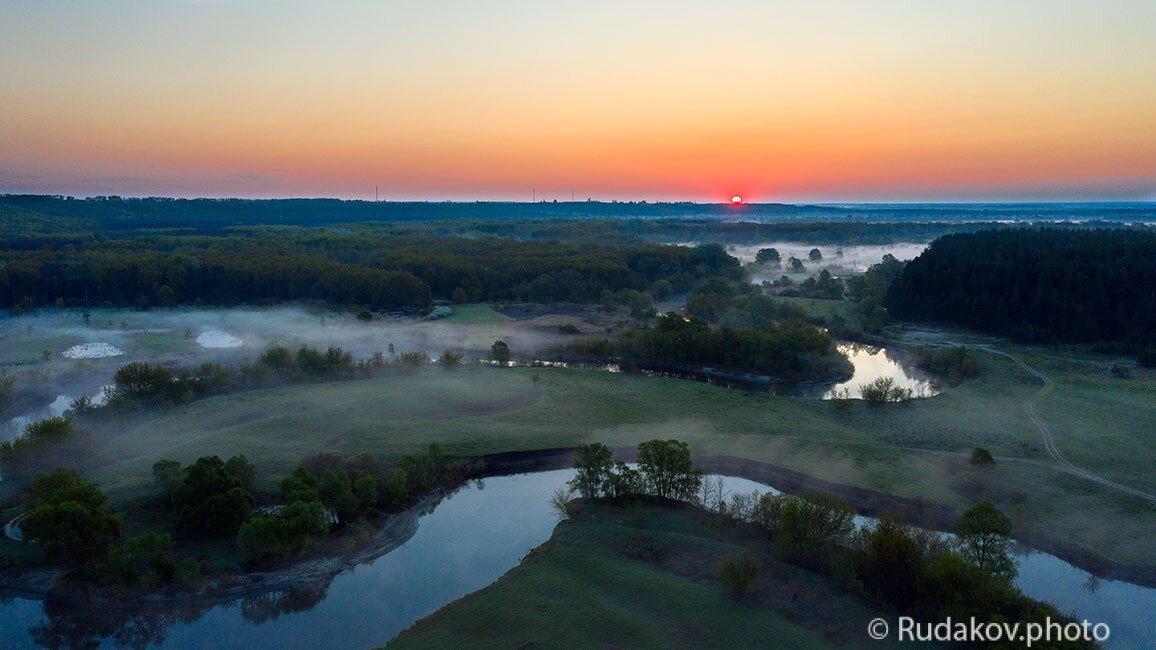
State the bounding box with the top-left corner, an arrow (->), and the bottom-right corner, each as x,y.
1,447 -> 1152,608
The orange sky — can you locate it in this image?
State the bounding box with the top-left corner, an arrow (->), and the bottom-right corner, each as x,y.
2,1 -> 1154,202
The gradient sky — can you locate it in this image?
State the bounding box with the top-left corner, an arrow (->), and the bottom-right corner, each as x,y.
2,0 -> 1155,202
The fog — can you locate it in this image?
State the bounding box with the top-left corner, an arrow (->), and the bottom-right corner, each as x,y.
0,305 -> 588,441
685,240 -> 929,284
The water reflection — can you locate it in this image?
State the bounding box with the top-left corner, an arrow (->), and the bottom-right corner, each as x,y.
0,470 -> 1150,648
783,343 -> 939,400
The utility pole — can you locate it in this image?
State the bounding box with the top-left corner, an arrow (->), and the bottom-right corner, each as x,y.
375,186 -> 379,202
532,188 -> 536,202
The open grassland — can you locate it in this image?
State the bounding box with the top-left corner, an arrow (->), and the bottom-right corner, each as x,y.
1016,348 -> 1156,492
8,347 -> 1154,571
389,501 -> 899,649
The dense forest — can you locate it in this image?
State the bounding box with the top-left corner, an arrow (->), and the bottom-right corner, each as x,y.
0,229 -> 740,310
887,229 -> 1156,349
559,313 -> 851,381
3,194 -> 1153,238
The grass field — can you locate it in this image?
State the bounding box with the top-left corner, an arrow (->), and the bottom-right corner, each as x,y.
4,343 -> 1152,571
390,501 -> 901,649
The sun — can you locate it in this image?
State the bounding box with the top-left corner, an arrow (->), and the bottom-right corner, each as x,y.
730,195 -> 743,205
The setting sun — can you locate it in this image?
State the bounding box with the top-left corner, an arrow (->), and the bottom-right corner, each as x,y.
731,195 -> 743,204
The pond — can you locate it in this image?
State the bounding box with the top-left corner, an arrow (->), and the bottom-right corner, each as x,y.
776,343 -> 939,400
0,470 -> 1150,648
638,343 -> 939,401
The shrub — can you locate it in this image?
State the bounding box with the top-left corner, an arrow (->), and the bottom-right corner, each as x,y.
1109,362 -> 1132,379
438,350 -> 463,367
859,376 -> 913,405
770,493 -> 855,569
716,549 -> 760,597
396,350 -> 426,368
622,535 -> 668,562
969,447 -> 995,465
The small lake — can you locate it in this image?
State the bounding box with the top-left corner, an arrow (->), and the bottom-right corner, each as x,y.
0,470 -> 1150,648
637,343 -> 939,401
777,343 -> 939,400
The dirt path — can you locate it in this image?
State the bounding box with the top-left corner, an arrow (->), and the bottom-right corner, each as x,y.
975,345 -> 1156,504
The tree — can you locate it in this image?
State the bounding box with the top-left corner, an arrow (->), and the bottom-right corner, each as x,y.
788,257 -> 805,272
755,248 -> 781,265
225,454 -> 257,491
106,532 -> 197,587
956,502 -> 1017,581
808,248 -> 823,262
636,439 -> 702,500
113,362 -> 175,401
152,459 -> 183,495
490,340 -> 511,364
236,500 -> 327,566
859,517 -> 927,607
604,461 -> 643,500
22,469 -> 123,567
171,456 -> 253,537
318,469 -> 359,524
355,475 -> 378,512
530,372 -> 541,388
568,443 -> 614,499
769,493 -> 855,569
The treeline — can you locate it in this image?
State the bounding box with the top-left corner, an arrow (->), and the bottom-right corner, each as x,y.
705,492 -> 1093,648
6,194 -> 1153,237
887,228 -> 1156,351
17,443 -> 484,589
565,440 -> 1093,647
559,312 -> 851,381
237,445 -> 482,565
0,229 -> 738,310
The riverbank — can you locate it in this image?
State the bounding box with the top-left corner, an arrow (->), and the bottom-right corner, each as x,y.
483,449 -> 1156,588
388,499 -> 904,649
3,444 -> 1151,615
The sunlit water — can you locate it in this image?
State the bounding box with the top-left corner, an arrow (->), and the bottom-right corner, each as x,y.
777,343 -> 938,400
0,470 -> 1150,648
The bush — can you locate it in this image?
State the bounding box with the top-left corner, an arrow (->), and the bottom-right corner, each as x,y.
396,350 -> 427,368
716,549 -> 760,597
859,376 -> 913,405
622,535 -> 668,562
969,447 -> 995,465
438,350 -> 463,367
916,346 -> 980,383
770,493 -> 855,569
